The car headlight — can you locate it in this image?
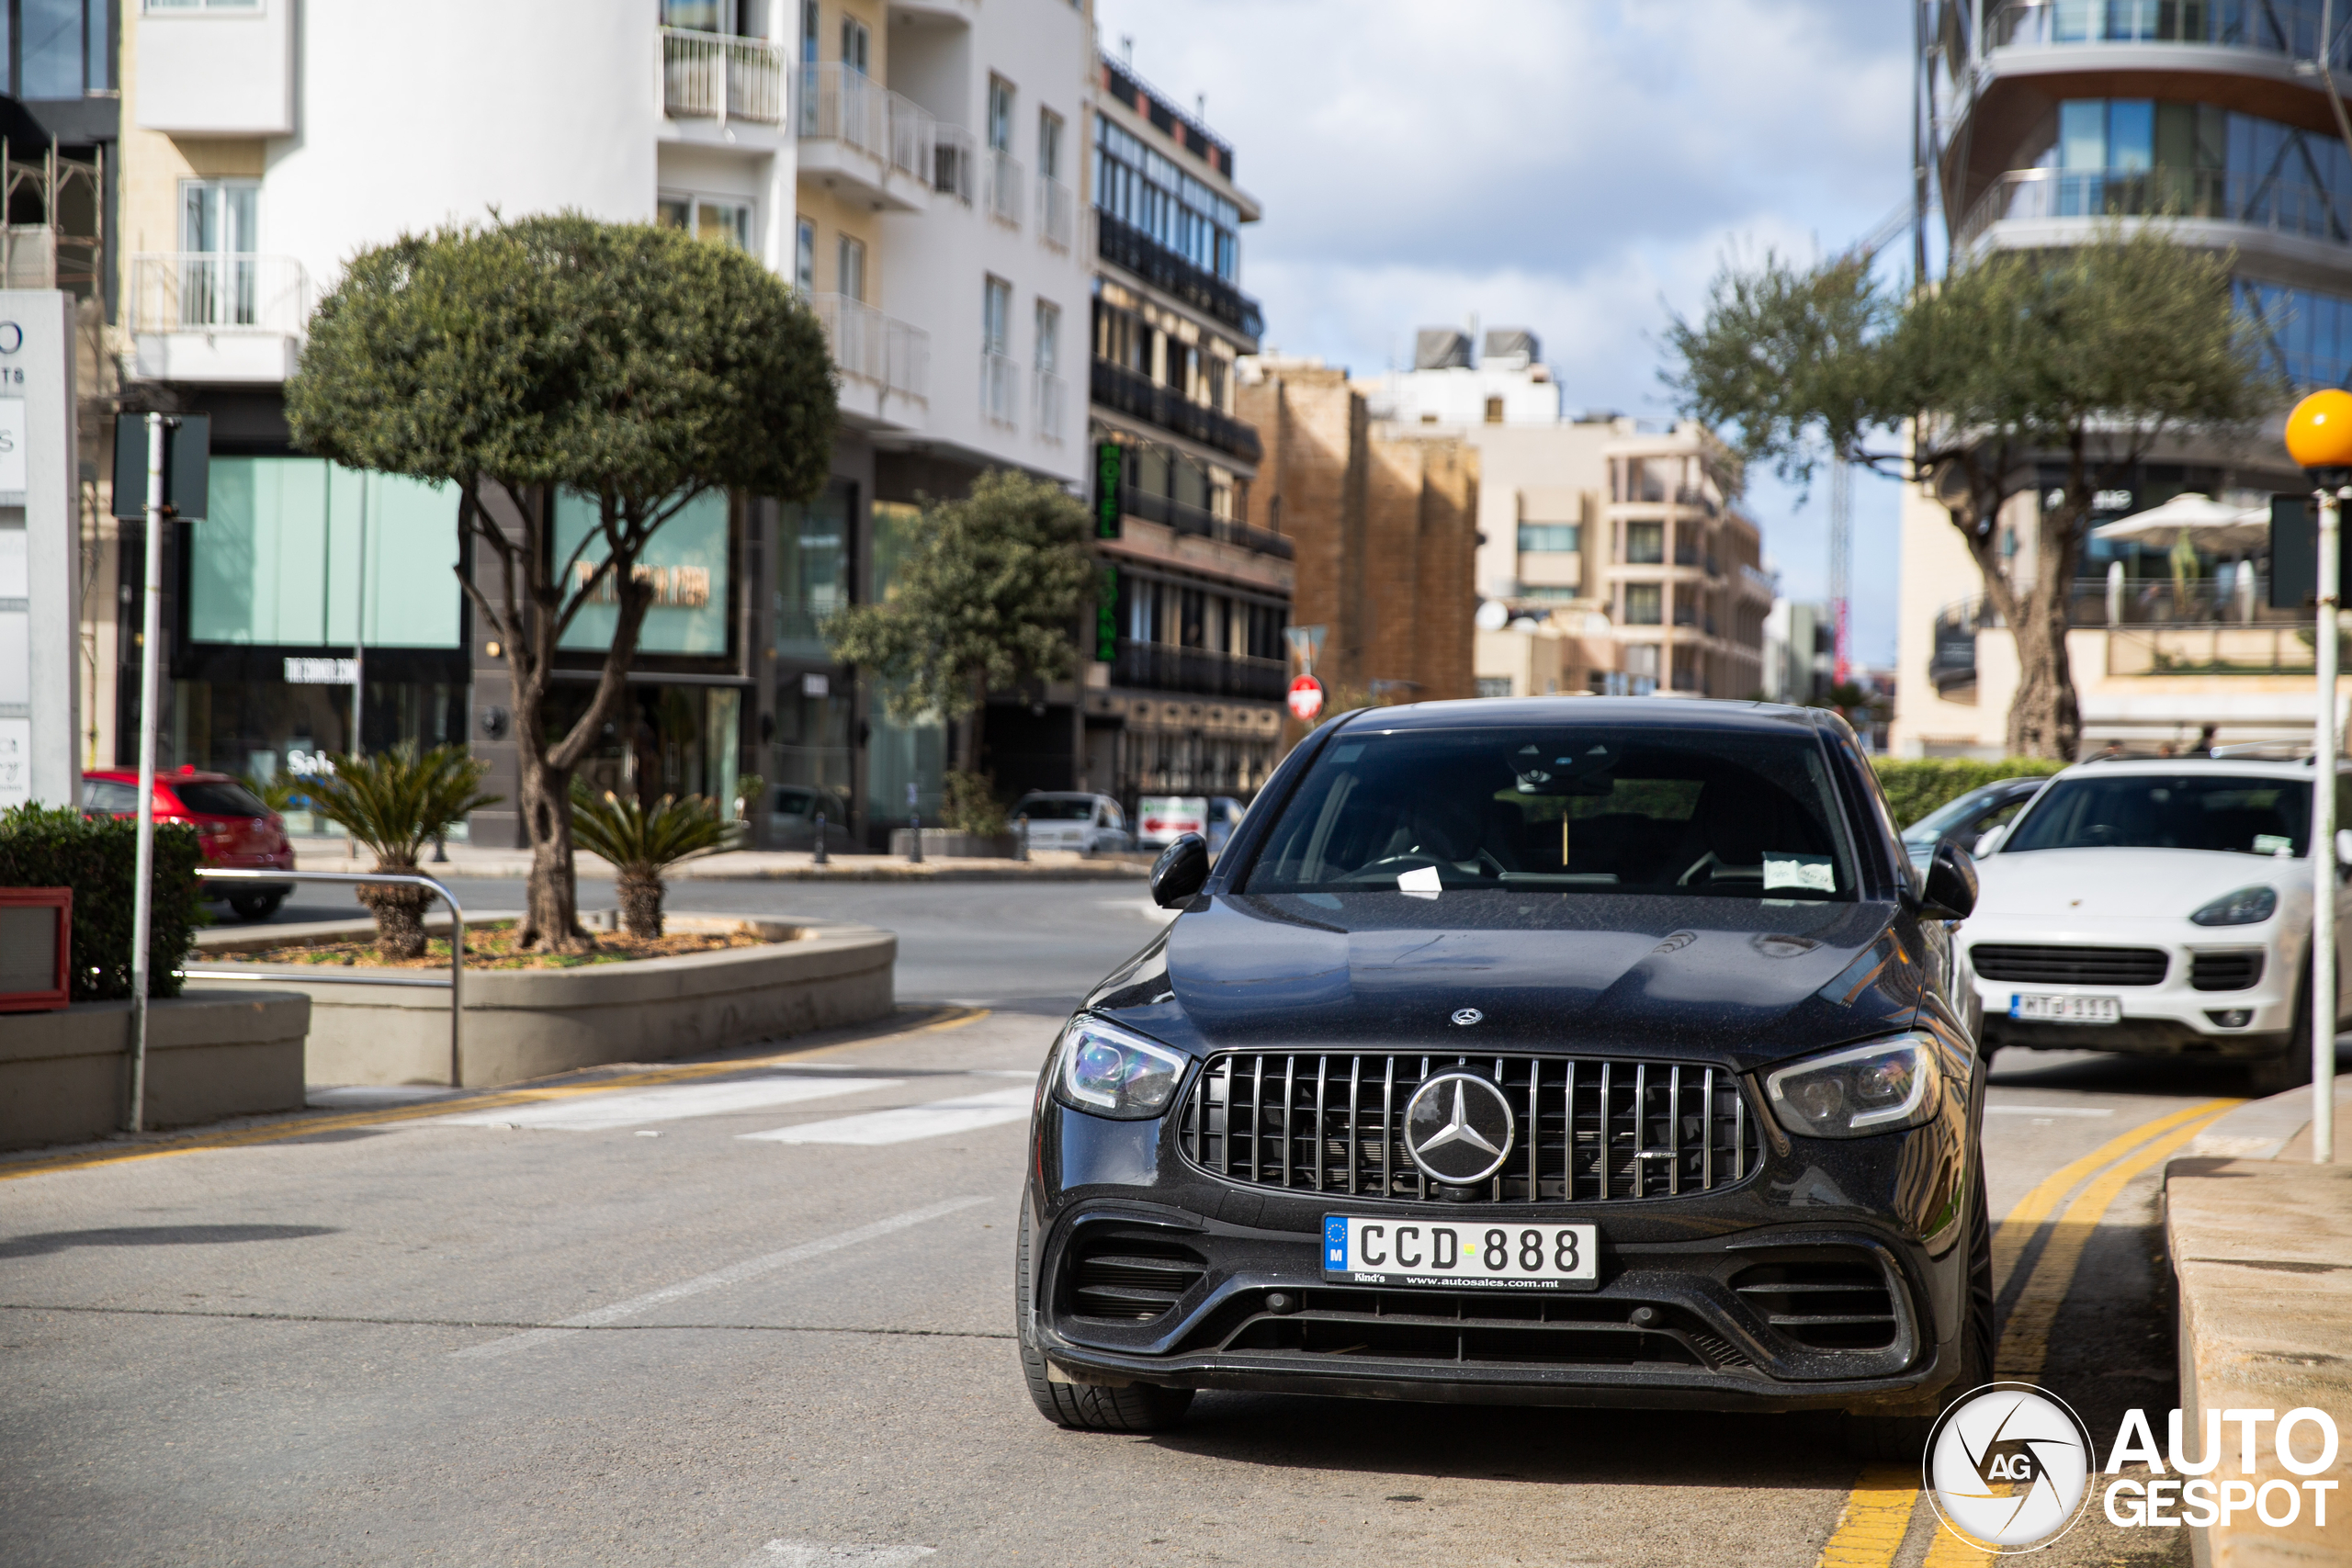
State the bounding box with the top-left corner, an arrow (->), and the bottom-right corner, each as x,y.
1050,1015 -> 1189,1121
1763,1032 -> 1940,1139
2190,886 -> 2277,927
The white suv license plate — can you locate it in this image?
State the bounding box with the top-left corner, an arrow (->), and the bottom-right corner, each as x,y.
2009,992 -> 2123,1025
1323,1215 -> 1600,1292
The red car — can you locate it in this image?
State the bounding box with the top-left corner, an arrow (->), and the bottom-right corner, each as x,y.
82,767 -> 297,921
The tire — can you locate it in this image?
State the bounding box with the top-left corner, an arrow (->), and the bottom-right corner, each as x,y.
2247,964 -> 2317,1097
228,891 -> 285,922
1015,1205 -> 1193,1432
1840,1153 -> 1994,1462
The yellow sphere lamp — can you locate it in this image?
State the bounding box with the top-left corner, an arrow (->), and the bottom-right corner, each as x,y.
2287,389 -> 2352,484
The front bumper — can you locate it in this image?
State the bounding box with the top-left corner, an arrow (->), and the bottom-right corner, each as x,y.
1967,924 -> 2293,1057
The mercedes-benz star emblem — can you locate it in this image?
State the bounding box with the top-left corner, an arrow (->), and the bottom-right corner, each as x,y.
1451,1008 -> 1484,1027
1402,1071 -> 1516,1185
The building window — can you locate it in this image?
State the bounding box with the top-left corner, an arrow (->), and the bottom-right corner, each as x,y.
1518,524 -> 1579,554
1035,299 -> 1059,373
659,196 -> 752,251
795,218 -> 816,292
1624,583 -> 1663,625
177,178 -> 258,327
799,0 -> 817,62
983,276 -> 1011,355
1623,521 -> 1664,564
988,76 -> 1015,152
839,14 -> 869,73
661,0 -> 768,32
1091,116 -> 1241,282
836,233 -> 865,301
1476,677 -> 1513,700
1038,108 -> 1064,180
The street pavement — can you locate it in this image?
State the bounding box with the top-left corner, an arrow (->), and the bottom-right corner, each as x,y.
3,880 -> 2294,1566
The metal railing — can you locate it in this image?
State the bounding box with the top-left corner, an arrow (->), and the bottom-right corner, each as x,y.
800,62 -> 933,185
1036,174 -> 1075,250
1956,165 -> 2351,253
660,28 -> 786,125
981,349 -> 1020,428
1117,484 -> 1295,559
808,291 -> 929,403
986,149 -> 1024,227
1094,209 -> 1263,339
933,124 -> 976,202
130,253 -> 311,335
1987,0 -> 2352,68
1111,638 -> 1287,701
183,868 -> 468,1087
1034,368 -> 1066,444
1091,356 -> 1264,464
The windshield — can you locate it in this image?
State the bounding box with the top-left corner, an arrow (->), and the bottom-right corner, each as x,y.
2003,774 -> 2310,857
175,781 -> 269,818
1902,782 -> 2034,844
1240,724 -> 1858,900
1018,798 -> 1096,820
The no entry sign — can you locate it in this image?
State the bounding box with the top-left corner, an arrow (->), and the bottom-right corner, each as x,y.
1287,674 -> 1325,723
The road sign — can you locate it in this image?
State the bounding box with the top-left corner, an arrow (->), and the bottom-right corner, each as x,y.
1287,674 -> 1325,723
110,412 -> 209,520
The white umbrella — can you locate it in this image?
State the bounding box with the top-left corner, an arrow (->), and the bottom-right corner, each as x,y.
2091,492 -> 2268,553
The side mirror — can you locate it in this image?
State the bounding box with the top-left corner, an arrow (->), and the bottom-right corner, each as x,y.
1972,823 -> 2007,858
1920,839 -> 1978,921
1149,832 -> 1211,909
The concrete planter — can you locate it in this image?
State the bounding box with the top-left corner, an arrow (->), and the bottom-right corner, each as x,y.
182,916 -> 895,1089
1,990 -> 311,1151
887,829 -> 1018,859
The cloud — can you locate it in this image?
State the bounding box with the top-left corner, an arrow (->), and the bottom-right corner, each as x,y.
1093,0 -> 1917,665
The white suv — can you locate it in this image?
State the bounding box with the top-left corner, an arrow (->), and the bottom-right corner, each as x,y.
1965,756 -> 2346,1092
1012,793 -> 1131,854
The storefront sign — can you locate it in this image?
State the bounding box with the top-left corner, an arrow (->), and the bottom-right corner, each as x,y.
1096,564 -> 1119,663
1095,444 -> 1123,539
284,657 -> 359,684
0,293 -> 75,809
0,399 -> 26,496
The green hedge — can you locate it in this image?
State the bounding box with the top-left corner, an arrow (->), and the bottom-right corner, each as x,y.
0,803 -> 204,1001
1870,759 -> 2066,829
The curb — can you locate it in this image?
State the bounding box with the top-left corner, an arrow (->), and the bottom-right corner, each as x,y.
288,852 -> 1148,883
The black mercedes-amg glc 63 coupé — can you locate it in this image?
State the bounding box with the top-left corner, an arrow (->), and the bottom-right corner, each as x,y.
1016,699 -> 1990,1455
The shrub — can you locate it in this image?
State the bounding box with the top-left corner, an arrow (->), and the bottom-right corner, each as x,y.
940,770 -> 1008,837
303,744 -> 500,958
568,784 -> 733,937
0,803 -> 203,1000
1871,758 -> 2065,829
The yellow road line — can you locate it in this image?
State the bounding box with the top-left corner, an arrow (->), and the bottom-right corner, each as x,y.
1919,1517 -> 1998,1565
1994,1100 -> 2239,1384
0,1005 -> 995,1184
1989,1098 -> 2238,1293
1816,1463 -> 1922,1568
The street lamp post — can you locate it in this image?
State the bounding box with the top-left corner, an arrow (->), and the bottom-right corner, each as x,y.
2283,389 -> 2352,1164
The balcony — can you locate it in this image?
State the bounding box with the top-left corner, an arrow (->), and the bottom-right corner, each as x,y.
808,292 -> 928,416
1036,175 -> 1075,251
1110,638 -> 1286,701
1118,485 -> 1294,560
130,254 -> 311,384
797,62 -> 932,211
933,125 -> 976,204
661,28 -> 786,127
1986,0 -> 2352,70
1095,209 -> 1263,341
986,149 -> 1024,228
1091,357 -> 1264,465
981,350 -> 1020,429
1956,165 -> 2351,254
1034,370 -> 1066,445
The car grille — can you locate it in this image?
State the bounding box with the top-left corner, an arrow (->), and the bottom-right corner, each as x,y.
1198,1285 -> 1737,1370
1730,1259 -> 1899,1350
1971,943 -> 2169,987
1067,1235 -> 1207,1321
2189,951 -> 2265,992
1178,1052 -> 1758,1202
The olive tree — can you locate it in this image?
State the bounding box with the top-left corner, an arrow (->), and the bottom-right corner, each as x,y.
288,215 -> 836,948
1667,230 -> 2276,759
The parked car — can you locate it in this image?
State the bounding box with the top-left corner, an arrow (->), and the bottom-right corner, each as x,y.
1966,756 -> 2340,1092
1899,775 -> 2048,871
768,785 -> 855,852
82,768 -> 295,921
1012,793 -> 1131,854
1017,697 -> 1989,1454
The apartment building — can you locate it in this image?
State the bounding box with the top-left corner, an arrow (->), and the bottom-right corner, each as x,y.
1078,51 -> 1288,805
1359,330 -> 1770,700
1897,2 -> 2333,755
97,0 -> 1091,847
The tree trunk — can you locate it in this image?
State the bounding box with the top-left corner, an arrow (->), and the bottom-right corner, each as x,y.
357,865 -> 429,960
515,747 -> 591,952
2005,581 -> 2081,760
616,872 -> 663,938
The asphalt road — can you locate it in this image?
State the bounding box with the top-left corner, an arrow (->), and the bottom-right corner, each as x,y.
6,884 -> 2298,1567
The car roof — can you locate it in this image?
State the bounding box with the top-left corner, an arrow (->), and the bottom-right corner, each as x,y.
2052,757 -> 2341,781
1332,696 -> 1831,737
85,767 -> 236,784
1018,791 -> 1106,800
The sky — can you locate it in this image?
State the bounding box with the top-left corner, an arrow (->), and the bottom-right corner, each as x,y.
1090,0 -> 1917,669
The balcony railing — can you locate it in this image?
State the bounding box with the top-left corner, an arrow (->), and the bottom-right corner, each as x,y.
986,149 -> 1024,228
808,292 -> 928,403
1110,638 -> 1286,701
1034,369 -> 1066,444
661,28 -> 786,125
1956,165 -> 2352,253
981,349 -> 1020,428
1987,0 -> 2352,70
131,253 -> 311,335
1036,175 -> 1075,250
800,62 -> 933,185
1117,484 -> 1295,560
933,125 -> 976,203
1094,209 -> 1263,340
1091,357 -> 1264,464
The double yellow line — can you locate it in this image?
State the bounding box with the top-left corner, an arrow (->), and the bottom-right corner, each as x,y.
0,1004 -> 993,1185
1815,1095 -> 2242,1567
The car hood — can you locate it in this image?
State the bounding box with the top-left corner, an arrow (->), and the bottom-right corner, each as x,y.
1082,890 -> 1925,1074
1972,848 -> 2297,921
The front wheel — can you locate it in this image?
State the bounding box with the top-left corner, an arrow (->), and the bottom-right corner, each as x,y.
228,890 -> 285,922
1015,1206 -> 1193,1432
1839,1152 -> 1994,1461
2248,963 -> 2317,1097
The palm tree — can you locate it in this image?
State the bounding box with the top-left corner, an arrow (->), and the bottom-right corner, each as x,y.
568,784 -> 736,937
305,744 -> 501,958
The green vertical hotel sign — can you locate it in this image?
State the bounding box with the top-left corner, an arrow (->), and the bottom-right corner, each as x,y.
1094,442 -> 1122,539
1096,565 -> 1119,663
